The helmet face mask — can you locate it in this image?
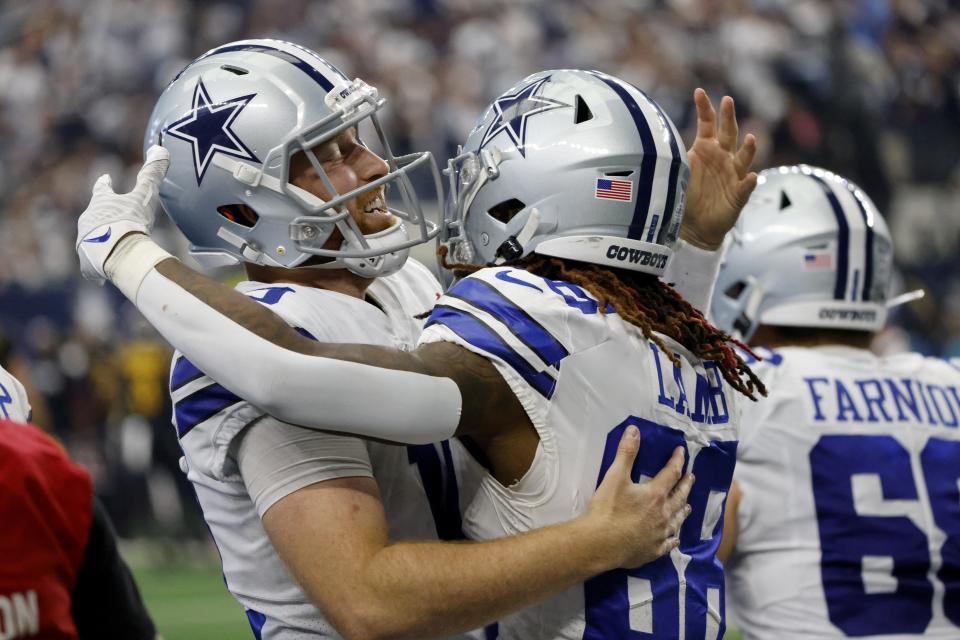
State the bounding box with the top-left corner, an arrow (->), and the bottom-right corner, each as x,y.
441,69 -> 690,279
146,39 -> 443,277
711,165 -> 895,341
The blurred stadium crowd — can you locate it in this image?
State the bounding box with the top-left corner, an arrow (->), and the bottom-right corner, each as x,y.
0,0 -> 957,537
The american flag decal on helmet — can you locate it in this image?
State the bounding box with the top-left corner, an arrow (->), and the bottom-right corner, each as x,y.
595,178 -> 633,202
803,252 -> 833,269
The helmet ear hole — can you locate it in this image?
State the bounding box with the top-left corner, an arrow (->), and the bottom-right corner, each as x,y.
217,204 -> 260,228
487,198 -> 525,224
724,280 -> 748,299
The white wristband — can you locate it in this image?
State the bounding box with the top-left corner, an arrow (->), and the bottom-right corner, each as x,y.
104,234 -> 175,301
663,239 -> 724,314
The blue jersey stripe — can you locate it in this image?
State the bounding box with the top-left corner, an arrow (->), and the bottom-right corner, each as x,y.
170,356 -> 205,391
426,305 -> 557,398
204,43 -> 336,91
174,380 -> 242,437
445,277 -> 569,368
407,442 -> 466,541
846,185 -> 875,301
810,174 -> 850,300
588,71 -> 657,241
246,609 -> 266,640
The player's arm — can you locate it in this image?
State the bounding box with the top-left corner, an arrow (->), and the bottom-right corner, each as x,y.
90,234 -> 515,444
256,425 -> 693,640
663,89 -> 757,310
716,478 -> 742,565
73,156 -> 501,444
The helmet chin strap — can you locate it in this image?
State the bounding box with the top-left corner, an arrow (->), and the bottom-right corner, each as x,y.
494,207 -> 541,265
887,288 -> 925,308
306,221 -> 411,278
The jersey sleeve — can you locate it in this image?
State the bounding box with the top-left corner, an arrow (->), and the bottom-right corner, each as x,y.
173,284 -> 369,482
734,346 -> 787,452
418,267 -> 611,429
0,365 -> 32,424
236,416 -> 374,518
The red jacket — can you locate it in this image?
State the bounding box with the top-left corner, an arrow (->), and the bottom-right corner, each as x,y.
0,420 -> 92,639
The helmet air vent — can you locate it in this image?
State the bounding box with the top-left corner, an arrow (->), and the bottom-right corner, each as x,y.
220,64 -> 249,76
605,170 -> 634,177
487,198 -> 526,224
217,204 -> 259,228
574,94 -> 594,124
779,190 -> 792,210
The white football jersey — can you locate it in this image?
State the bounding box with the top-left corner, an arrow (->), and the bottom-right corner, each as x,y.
0,364 -> 31,424
727,345 -> 960,639
419,266 -> 742,640
170,260 -> 479,639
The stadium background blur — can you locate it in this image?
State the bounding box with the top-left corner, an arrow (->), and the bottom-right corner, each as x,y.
0,0 -> 957,637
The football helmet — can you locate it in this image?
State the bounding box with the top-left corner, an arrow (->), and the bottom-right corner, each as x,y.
712,165 -> 895,340
144,39 -> 443,277
441,69 -> 689,279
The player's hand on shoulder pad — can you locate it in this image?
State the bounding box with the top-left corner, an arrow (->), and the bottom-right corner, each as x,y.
76,145 -> 169,282
586,426 -> 694,568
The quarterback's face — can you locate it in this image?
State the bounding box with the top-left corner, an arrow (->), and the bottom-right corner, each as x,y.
289,128 -> 395,242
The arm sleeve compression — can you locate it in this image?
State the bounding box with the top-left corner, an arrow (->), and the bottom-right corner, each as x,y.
110,236 -> 461,444
661,238 -> 724,315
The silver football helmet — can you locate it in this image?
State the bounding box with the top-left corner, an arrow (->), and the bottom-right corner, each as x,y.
712,165 -> 897,341
144,39 -> 443,277
441,69 -> 689,279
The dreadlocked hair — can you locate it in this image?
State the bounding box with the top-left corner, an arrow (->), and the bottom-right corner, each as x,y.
438,244 -> 767,401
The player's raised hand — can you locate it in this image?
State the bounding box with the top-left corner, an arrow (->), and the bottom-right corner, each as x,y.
76,145 -> 169,282
681,88 -> 758,250
586,426 -> 694,568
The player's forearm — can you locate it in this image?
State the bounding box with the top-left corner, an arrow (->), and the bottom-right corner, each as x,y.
662,238 -> 724,313
347,517 -> 619,640
104,237 -> 461,443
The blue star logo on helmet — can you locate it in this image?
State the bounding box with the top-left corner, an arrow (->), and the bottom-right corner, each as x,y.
478,77 -> 569,158
164,78 -> 260,185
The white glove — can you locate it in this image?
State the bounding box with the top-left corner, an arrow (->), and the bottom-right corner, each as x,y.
76,145 -> 170,283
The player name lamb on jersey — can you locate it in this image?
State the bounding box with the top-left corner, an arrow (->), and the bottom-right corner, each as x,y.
649,343 -> 730,425
804,372 -> 960,427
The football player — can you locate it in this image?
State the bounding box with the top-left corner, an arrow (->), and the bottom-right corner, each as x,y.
78,66 -> 761,638
712,166 -> 959,638
82,42 -> 698,639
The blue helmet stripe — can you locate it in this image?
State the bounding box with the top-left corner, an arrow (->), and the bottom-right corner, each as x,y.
203,43 -> 338,91
810,174 -> 850,300
588,72 -> 657,241
629,89 -> 683,246
846,186 -> 875,301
